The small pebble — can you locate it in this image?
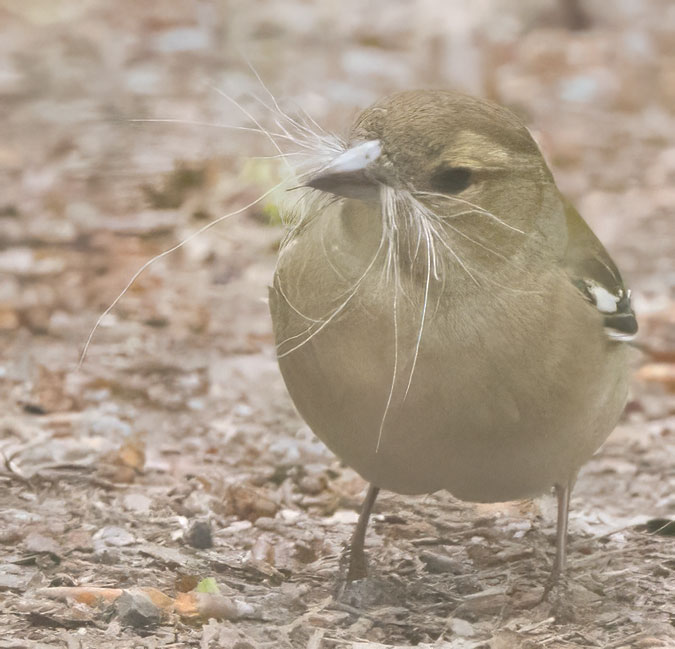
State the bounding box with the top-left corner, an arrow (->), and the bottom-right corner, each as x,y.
185,520 -> 213,549
115,589 -> 161,628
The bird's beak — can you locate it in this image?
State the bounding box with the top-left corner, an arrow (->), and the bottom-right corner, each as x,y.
305,140 -> 382,201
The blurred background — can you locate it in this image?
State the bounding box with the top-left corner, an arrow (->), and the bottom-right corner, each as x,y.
0,0 -> 673,646
1,0 -> 673,350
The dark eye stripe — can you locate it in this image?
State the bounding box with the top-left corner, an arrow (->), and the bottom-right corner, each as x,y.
430,166 -> 472,194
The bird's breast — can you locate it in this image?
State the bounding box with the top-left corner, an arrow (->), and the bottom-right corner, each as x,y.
270,207 -> 630,501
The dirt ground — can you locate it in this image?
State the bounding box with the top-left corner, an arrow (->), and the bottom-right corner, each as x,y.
0,1 -> 674,647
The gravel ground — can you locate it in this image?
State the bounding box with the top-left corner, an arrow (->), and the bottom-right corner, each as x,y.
0,1 -> 674,647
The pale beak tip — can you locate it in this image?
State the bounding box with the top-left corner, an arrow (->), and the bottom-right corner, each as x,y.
304,140 -> 383,201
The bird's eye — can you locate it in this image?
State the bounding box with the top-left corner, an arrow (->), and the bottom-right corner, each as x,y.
430,166 -> 472,194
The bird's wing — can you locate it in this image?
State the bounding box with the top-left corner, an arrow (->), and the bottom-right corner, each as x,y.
561,199 -> 638,341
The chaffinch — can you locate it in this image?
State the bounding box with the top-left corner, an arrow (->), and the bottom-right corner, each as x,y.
269,90 -> 637,583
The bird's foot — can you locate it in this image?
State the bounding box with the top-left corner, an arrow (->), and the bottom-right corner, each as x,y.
334,545 -> 371,601
540,570 -> 577,623
334,484 -> 380,600
541,561 -> 563,600
346,547 -> 369,583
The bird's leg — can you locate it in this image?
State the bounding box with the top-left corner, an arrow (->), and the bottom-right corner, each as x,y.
551,480 -> 572,580
346,484 -> 380,581
541,477 -> 578,620
542,475 -> 577,597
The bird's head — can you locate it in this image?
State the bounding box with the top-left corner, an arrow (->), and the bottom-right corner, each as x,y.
305,90 -> 558,237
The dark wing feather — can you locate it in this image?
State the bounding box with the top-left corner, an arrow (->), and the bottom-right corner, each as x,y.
562,199 -> 638,341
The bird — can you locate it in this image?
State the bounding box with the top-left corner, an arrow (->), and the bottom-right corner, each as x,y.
268,90 -> 637,584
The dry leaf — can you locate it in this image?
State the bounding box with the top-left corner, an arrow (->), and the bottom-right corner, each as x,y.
175,574 -> 200,593
98,435 -> 146,483
174,591 -> 253,622
116,437 -> 146,472
135,586 -> 173,611
227,484 -> 279,521
636,363 -> 675,391
39,586 -> 123,606
28,365 -> 77,413
39,585 -> 172,610
0,305 -> 20,331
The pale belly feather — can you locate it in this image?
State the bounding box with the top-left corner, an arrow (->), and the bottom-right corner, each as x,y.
270,215 -> 630,501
